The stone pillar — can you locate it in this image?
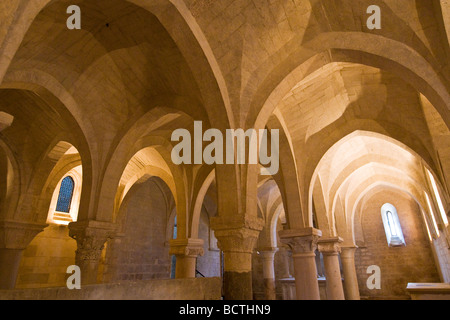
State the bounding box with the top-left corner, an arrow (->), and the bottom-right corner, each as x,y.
169,238 -> 204,278
258,247 -> 278,300
341,246 -> 361,300
69,220 -> 116,285
0,220 -> 46,289
102,232 -> 125,283
318,237 -> 345,300
211,217 -> 263,300
279,227 -> 322,300
278,246 -> 292,278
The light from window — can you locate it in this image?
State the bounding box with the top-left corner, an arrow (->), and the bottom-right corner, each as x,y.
55,176 -> 75,213
427,170 -> 449,227
386,211 -> 398,236
381,203 -> 405,247
425,192 -> 440,238
420,209 -> 433,242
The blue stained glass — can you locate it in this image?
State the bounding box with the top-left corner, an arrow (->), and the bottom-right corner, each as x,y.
55,176 -> 74,213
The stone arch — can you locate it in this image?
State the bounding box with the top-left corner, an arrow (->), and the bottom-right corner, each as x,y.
190,167 -> 215,239
108,175 -> 174,281
249,33 -> 449,132
38,151 -> 82,224
95,108 -> 192,233
256,178 -> 284,249
0,77 -> 94,222
0,0 -> 232,130
110,144 -> 180,222
309,130 -> 440,239
0,140 -> 21,221
348,176 -> 430,246
266,112 -> 304,229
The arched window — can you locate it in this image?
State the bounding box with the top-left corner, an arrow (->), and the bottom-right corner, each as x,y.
55,176 -> 75,213
381,203 -> 405,247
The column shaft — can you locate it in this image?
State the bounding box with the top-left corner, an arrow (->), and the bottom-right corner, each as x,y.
322,253 -> 344,300
259,248 -> 278,300
211,221 -> 263,300
0,249 -> 23,289
318,237 -> 345,300
279,228 -> 322,300
69,220 -> 116,285
169,238 -> 204,279
341,246 -> 361,300
0,220 -> 46,289
223,251 -> 253,300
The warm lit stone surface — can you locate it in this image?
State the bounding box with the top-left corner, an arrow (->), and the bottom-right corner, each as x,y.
0,277 -> 222,300
0,0 -> 449,300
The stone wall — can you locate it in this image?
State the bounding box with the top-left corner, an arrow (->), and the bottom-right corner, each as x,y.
355,189 -> 441,299
103,178 -> 172,282
433,235 -> 450,282
196,207 -> 221,278
16,225 -> 76,288
0,277 -> 222,300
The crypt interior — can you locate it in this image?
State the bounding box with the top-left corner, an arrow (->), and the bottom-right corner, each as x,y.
0,0 -> 450,300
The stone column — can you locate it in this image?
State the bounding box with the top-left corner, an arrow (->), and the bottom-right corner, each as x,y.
278,246 -> 292,279
0,220 -> 46,289
341,246 -> 361,300
169,238 -> 204,278
258,247 -> 278,300
69,220 -> 116,285
211,217 -> 263,300
279,227 -> 322,300
318,237 -> 345,300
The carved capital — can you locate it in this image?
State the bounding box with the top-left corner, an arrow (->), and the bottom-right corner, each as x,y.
0,220 -> 47,249
69,220 -> 116,262
340,245 -> 358,261
211,216 -> 264,254
279,228 -> 322,254
214,227 -> 261,254
258,247 -> 278,262
169,238 -> 204,258
318,237 -> 344,255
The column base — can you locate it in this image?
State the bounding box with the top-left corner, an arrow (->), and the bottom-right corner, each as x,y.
223,271 -> 253,300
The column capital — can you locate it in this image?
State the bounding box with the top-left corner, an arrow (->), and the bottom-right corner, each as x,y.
318,237 -> 344,254
279,227 -> 322,254
213,227 -> 261,254
340,245 -> 358,259
211,216 -> 264,253
211,215 -> 264,234
0,220 -> 47,249
258,247 -> 279,260
169,238 -> 204,258
69,220 -> 117,261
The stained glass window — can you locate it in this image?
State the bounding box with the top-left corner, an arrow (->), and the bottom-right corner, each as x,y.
55,176 -> 74,213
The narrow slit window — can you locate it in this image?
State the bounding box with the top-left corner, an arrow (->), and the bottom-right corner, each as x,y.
55,176 -> 75,213
386,211 -> 398,236
381,203 -> 405,247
